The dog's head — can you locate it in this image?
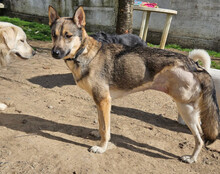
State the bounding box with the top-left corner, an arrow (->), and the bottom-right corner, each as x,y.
0,24 -> 35,64
48,6 -> 87,59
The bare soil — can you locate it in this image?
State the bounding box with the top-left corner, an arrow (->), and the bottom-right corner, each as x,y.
0,41 -> 219,174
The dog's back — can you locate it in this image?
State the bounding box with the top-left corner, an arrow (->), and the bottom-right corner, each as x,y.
90,31 -> 147,48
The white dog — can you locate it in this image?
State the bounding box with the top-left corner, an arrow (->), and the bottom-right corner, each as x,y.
178,49 -> 220,125
0,22 -> 35,110
0,22 -> 35,65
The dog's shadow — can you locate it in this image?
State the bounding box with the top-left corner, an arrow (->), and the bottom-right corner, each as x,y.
0,113 -> 179,159
111,105 -> 190,134
28,73 -> 76,88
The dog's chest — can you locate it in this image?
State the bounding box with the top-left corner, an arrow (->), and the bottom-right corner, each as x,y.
65,60 -> 93,95
65,61 -> 86,79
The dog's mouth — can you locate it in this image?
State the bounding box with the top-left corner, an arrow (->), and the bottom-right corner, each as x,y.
65,50 -> 71,57
15,52 -> 30,59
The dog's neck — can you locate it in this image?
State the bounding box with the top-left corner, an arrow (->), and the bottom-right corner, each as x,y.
64,47 -> 85,63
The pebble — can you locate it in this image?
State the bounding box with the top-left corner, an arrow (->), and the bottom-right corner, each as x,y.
47,105 -> 53,109
203,157 -> 212,165
211,153 -> 218,159
144,126 -> 153,130
178,141 -> 187,149
22,119 -> 28,124
15,109 -> 22,113
0,103 -> 7,111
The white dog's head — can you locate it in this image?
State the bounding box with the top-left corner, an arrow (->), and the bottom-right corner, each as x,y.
0,23 -> 35,66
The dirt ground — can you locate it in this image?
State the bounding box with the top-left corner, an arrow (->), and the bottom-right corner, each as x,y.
0,40 -> 220,174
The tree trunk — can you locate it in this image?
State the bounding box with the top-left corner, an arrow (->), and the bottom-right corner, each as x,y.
116,0 -> 134,34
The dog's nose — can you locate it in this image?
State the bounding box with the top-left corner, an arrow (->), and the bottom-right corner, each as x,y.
52,49 -> 61,58
53,50 -> 60,56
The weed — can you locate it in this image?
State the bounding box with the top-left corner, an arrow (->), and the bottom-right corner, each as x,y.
0,16 -> 51,41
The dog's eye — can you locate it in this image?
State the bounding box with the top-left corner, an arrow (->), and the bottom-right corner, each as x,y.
20,39 -> 24,43
66,35 -> 72,38
65,33 -> 72,39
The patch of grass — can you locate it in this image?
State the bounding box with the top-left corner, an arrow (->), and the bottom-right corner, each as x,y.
166,44 -> 220,58
211,61 -> 220,70
207,50 -> 220,58
147,43 -> 159,48
148,43 -> 220,69
148,43 -> 220,58
0,16 -> 51,41
165,44 -> 192,52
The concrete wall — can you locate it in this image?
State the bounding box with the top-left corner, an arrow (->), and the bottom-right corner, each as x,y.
133,0 -> 220,51
3,0 -> 220,51
4,0 -> 117,32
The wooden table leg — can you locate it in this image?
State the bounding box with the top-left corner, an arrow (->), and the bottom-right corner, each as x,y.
159,14 -> 173,49
139,12 -> 147,39
143,11 -> 151,42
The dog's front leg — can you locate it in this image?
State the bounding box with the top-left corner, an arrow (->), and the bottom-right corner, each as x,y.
89,94 -> 111,153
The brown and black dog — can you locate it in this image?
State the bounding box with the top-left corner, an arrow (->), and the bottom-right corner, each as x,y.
48,6 -> 219,163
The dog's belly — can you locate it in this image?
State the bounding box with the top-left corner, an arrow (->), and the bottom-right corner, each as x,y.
110,82 -> 152,99
109,89 -> 129,99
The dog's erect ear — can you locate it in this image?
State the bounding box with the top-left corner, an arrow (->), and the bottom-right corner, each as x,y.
48,5 -> 60,26
73,6 -> 86,28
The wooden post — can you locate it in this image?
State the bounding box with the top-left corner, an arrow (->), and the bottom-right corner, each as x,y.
143,11 -> 151,42
159,14 -> 173,49
139,12 -> 147,39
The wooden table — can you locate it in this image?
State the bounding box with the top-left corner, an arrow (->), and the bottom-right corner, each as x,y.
134,6 -> 177,49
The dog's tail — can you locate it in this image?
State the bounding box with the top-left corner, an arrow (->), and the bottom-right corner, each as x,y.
189,49 -> 211,72
197,71 -> 219,145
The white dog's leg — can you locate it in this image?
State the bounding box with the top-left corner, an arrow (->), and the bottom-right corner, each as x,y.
177,114 -> 186,125
176,102 -> 203,163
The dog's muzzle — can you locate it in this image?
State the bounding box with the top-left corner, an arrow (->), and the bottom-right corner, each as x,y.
51,47 -> 65,59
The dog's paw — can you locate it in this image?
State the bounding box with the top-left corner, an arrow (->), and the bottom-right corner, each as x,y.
180,155 -> 196,164
0,103 -> 7,111
89,130 -> 100,138
89,146 -> 106,153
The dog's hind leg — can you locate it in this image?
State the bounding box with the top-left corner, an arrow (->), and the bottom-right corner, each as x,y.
89,94 -> 111,153
176,101 -> 204,163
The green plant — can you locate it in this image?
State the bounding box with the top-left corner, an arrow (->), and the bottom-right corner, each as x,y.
148,43 -> 220,58
0,16 -> 51,41
148,43 -> 220,69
